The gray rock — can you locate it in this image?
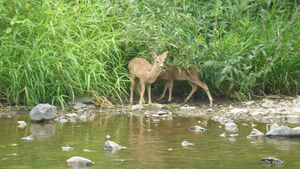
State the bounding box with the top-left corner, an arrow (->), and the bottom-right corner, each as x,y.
66,113 -> 78,122
266,123 -> 300,137
224,122 -> 238,132
286,115 -> 300,124
30,104 -> 57,122
72,102 -> 87,110
66,156 -> 93,167
80,115 -> 88,122
102,140 -> 125,152
261,157 -> 283,167
189,126 -> 206,132
230,108 -> 248,114
246,128 -> 264,139
261,99 -> 276,108
261,116 -> 276,123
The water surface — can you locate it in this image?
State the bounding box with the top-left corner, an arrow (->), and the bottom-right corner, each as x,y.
0,113 -> 300,169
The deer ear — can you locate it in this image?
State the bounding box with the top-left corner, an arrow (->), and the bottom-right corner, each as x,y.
152,52 -> 157,59
162,51 -> 169,59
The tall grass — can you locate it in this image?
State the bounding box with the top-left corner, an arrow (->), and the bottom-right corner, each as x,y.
0,0 -> 299,107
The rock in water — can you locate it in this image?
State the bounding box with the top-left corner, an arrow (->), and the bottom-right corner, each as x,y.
189,126 -> 206,132
66,156 -> 93,167
246,128 -> 264,139
102,140 -> 124,152
17,121 -> 27,128
266,123 -> 300,137
181,140 -> 194,147
261,157 -> 283,167
61,146 -> 74,151
224,122 -> 238,132
30,104 -> 57,122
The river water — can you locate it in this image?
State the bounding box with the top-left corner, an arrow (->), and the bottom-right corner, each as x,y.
0,112 -> 300,169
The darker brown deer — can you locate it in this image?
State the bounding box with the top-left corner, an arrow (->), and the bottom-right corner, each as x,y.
128,51 -> 168,106
158,65 -> 213,105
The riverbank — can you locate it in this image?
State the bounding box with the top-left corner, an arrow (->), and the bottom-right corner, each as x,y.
1,96 -> 299,125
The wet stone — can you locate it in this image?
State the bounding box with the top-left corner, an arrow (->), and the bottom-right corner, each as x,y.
102,140 -> 125,152
286,115 -> 300,124
181,140 -> 193,147
72,102 -> 87,110
17,121 -> 26,128
66,156 -> 93,168
246,128 -> 264,139
189,126 -> 206,132
30,104 -> 57,122
261,157 -> 283,167
224,122 -> 238,132
266,123 -> 300,137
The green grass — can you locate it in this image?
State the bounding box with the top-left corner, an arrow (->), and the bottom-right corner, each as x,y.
0,0 -> 299,107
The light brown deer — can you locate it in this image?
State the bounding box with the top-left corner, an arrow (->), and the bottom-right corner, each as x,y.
128,51 -> 168,106
158,65 -> 213,105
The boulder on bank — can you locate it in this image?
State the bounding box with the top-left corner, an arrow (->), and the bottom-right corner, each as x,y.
266,123 -> 300,137
30,104 -> 57,122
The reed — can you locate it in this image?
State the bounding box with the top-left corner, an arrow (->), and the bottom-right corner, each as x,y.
0,0 -> 299,106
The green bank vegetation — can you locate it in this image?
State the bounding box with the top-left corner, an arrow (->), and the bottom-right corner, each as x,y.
0,0 -> 299,106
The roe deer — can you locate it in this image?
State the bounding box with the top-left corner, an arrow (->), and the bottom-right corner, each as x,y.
158,65 -> 213,105
128,51 -> 168,106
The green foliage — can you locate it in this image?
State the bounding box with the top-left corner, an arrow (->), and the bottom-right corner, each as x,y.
0,0 -> 299,106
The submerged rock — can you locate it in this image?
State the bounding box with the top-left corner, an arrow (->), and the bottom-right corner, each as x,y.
66,156 -> 93,167
102,140 -> 125,152
30,104 -> 57,122
266,124 -> 300,137
261,157 -> 283,167
189,126 -> 206,132
246,128 -> 264,139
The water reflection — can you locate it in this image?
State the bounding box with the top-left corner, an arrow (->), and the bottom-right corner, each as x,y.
30,123 -> 56,140
266,137 -> 300,151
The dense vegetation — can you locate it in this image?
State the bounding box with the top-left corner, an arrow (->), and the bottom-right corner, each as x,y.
0,0 -> 299,106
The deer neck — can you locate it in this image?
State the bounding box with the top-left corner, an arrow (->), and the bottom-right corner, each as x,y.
147,62 -> 161,83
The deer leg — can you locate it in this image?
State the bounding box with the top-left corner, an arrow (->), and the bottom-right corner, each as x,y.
184,81 -> 198,103
158,81 -> 169,101
192,78 -> 213,106
167,80 -> 174,102
147,83 -> 152,104
129,73 -> 136,105
139,80 -> 146,106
